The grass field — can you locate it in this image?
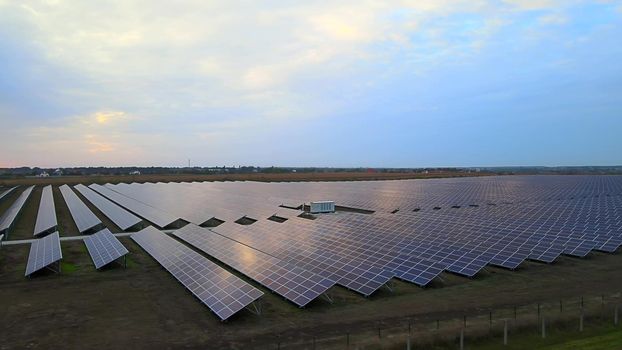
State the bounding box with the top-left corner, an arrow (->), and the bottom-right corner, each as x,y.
473,324 -> 622,350
0,182 -> 621,349
0,171 -> 490,187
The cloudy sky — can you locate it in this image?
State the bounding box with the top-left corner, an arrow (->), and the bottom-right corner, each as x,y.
1,0 -> 621,168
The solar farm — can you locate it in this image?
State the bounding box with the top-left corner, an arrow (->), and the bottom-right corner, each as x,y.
0,175 -> 621,348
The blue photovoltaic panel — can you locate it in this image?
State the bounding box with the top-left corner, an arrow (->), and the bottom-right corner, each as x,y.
90,184 -> 179,228
211,220 -> 395,296
22,175 -> 620,305
131,226 -> 263,321
75,184 -> 142,231
173,224 -> 336,307
34,185 -> 57,236
25,231 -> 62,277
0,186 -> 17,202
0,186 -> 35,235
84,229 -> 129,269
59,185 -> 102,233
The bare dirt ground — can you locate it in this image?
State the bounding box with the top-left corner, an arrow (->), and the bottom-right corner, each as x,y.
0,171 -> 490,187
1,182 -> 621,349
1,237 -> 621,350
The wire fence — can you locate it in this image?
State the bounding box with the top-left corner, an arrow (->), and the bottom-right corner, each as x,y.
252,292 -> 622,350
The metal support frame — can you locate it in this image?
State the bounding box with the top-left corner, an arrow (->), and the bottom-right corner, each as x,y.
43,260 -> 62,275
114,254 -> 128,269
323,292 -> 334,304
247,299 -> 263,316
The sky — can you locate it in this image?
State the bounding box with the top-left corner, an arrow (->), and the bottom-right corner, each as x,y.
0,0 -> 621,168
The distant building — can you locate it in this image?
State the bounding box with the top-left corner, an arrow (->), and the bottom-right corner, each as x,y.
36,172 -> 49,177
129,170 -> 141,175
53,169 -> 63,176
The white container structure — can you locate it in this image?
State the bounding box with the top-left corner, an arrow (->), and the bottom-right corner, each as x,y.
309,201 -> 335,214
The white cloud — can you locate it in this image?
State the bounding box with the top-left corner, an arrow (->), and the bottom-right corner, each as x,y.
12,111 -> 161,166
503,0 -> 558,10
538,13 -> 569,25
0,0 -> 593,166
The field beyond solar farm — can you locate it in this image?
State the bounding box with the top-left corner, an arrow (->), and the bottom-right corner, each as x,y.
0,175 -> 621,349
0,170 -> 489,187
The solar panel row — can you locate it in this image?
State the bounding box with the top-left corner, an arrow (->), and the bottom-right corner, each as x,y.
0,186 -> 18,202
90,184 -> 179,228
131,226 -> 263,320
75,184 -> 142,231
173,224 -> 336,307
62,176 -> 620,308
0,186 -> 35,236
33,185 -> 57,237
60,185 -> 102,234
106,182 -> 303,225
211,221 -> 396,295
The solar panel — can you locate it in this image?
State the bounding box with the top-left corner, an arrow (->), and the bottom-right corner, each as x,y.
90,184 -> 179,228
210,220 -> 395,296
0,186 -> 17,202
17,175 -> 617,306
105,182 -> 303,225
25,231 -> 62,277
173,224 -> 336,307
34,185 -> 57,236
131,226 -> 263,320
0,186 -> 35,235
75,184 -> 142,231
384,253 -> 445,286
84,229 -> 129,269
59,185 -> 102,234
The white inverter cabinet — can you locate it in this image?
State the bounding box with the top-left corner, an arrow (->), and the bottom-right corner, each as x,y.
309,201 -> 335,214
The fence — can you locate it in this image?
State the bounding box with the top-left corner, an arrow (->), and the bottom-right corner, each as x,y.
254,292 -> 621,349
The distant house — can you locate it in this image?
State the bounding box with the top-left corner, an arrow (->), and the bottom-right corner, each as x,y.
36,172 -> 49,177
53,169 -> 63,176
129,170 -> 141,175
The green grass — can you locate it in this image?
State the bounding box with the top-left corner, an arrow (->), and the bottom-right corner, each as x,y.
124,255 -> 137,268
472,324 -> 622,350
60,261 -> 79,274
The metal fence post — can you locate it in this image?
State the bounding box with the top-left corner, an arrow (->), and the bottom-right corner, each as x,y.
580,308 -> 584,332
503,319 -> 508,346
541,317 -> 546,339
459,328 -> 464,350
